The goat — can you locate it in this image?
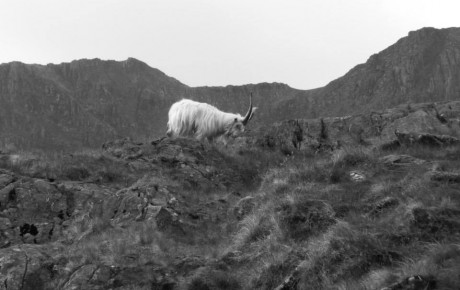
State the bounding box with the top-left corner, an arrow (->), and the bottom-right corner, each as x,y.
166,93 -> 257,142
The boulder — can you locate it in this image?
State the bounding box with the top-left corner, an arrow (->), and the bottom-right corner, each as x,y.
429,171 -> 460,183
0,172 -> 15,188
380,275 -> 436,290
379,154 -> 426,167
367,197 -> 399,217
0,244 -> 65,290
395,131 -> 460,147
233,196 -> 256,220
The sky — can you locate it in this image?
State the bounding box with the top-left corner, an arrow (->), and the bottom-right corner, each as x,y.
1,0 -> 460,90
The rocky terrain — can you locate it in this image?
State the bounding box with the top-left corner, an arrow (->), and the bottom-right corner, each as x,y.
1,98 -> 460,289
1,27 -> 460,150
252,100 -> 460,154
1,26 -> 460,289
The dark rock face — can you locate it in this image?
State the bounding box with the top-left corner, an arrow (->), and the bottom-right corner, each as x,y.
253,100 -> 460,153
379,155 -> 426,167
0,169 -> 71,246
381,275 -> 436,290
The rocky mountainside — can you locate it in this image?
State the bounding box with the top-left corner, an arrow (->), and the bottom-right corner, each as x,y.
0,58 -> 189,149
1,27 -> 460,150
1,99 -> 460,289
0,58 -> 307,150
278,27 -> 460,119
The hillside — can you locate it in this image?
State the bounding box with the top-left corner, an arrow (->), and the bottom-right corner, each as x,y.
1,100 -> 460,289
1,27 -> 460,150
0,58 -> 188,149
278,27 -> 460,119
0,58 -> 308,150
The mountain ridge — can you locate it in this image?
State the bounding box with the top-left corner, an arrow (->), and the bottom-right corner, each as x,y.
1,27 -> 460,149
276,27 -> 460,119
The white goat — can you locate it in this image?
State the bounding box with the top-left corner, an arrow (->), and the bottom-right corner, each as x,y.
166,94 -> 256,142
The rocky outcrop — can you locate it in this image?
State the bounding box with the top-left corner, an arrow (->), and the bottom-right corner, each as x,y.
381,275 -> 436,290
253,100 -> 460,153
0,137 -> 258,289
379,155 -> 426,167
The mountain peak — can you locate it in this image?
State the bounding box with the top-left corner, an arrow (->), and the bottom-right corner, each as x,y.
1,27 -> 460,149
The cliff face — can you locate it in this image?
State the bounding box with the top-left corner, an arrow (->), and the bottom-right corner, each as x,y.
1,27 -> 460,150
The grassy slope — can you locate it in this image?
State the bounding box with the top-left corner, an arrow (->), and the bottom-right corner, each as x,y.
214,144 -> 460,290
1,142 -> 460,289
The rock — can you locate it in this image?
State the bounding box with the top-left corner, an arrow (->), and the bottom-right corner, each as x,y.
380,139 -> 402,151
0,217 -> 12,230
167,197 -> 178,207
349,170 -> 366,182
395,131 -> 460,147
102,138 -> 144,160
0,172 -> 15,188
0,183 -> 16,208
110,265 -> 171,289
89,266 -> 113,287
367,197 -> 399,216
233,196 -> 256,220
379,154 -> 426,167
174,255 -> 206,274
272,260 -> 306,290
429,171 -> 460,183
0,244 -> 64,290
155,207 -> 184,236
60,265 -> 114,289
380,275 -> 436,290
62,264 -> 99,289
103,137 -> 250,192
144,204 -> 163,220
254,98 -> 460,153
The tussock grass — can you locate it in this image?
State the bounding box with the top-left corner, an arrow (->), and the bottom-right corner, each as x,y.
3,139 -> 460,289
0,148 -> 137,185
67,220 -> 175,268
397,243 -> 460,289
213,141 -> 460,289
217,146 -> 286,189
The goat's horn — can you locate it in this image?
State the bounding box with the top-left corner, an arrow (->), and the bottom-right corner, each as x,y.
242,93 -> 253,125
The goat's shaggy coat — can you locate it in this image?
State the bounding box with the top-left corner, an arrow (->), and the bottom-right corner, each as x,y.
166,97 -> 255,141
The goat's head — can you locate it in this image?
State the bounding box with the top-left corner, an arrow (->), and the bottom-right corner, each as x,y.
225,93 -> 257,138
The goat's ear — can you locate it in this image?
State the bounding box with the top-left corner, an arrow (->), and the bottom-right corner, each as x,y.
234,118 -> 238,123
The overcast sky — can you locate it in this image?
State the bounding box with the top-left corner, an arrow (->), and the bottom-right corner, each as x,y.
1,0 -> 459,90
